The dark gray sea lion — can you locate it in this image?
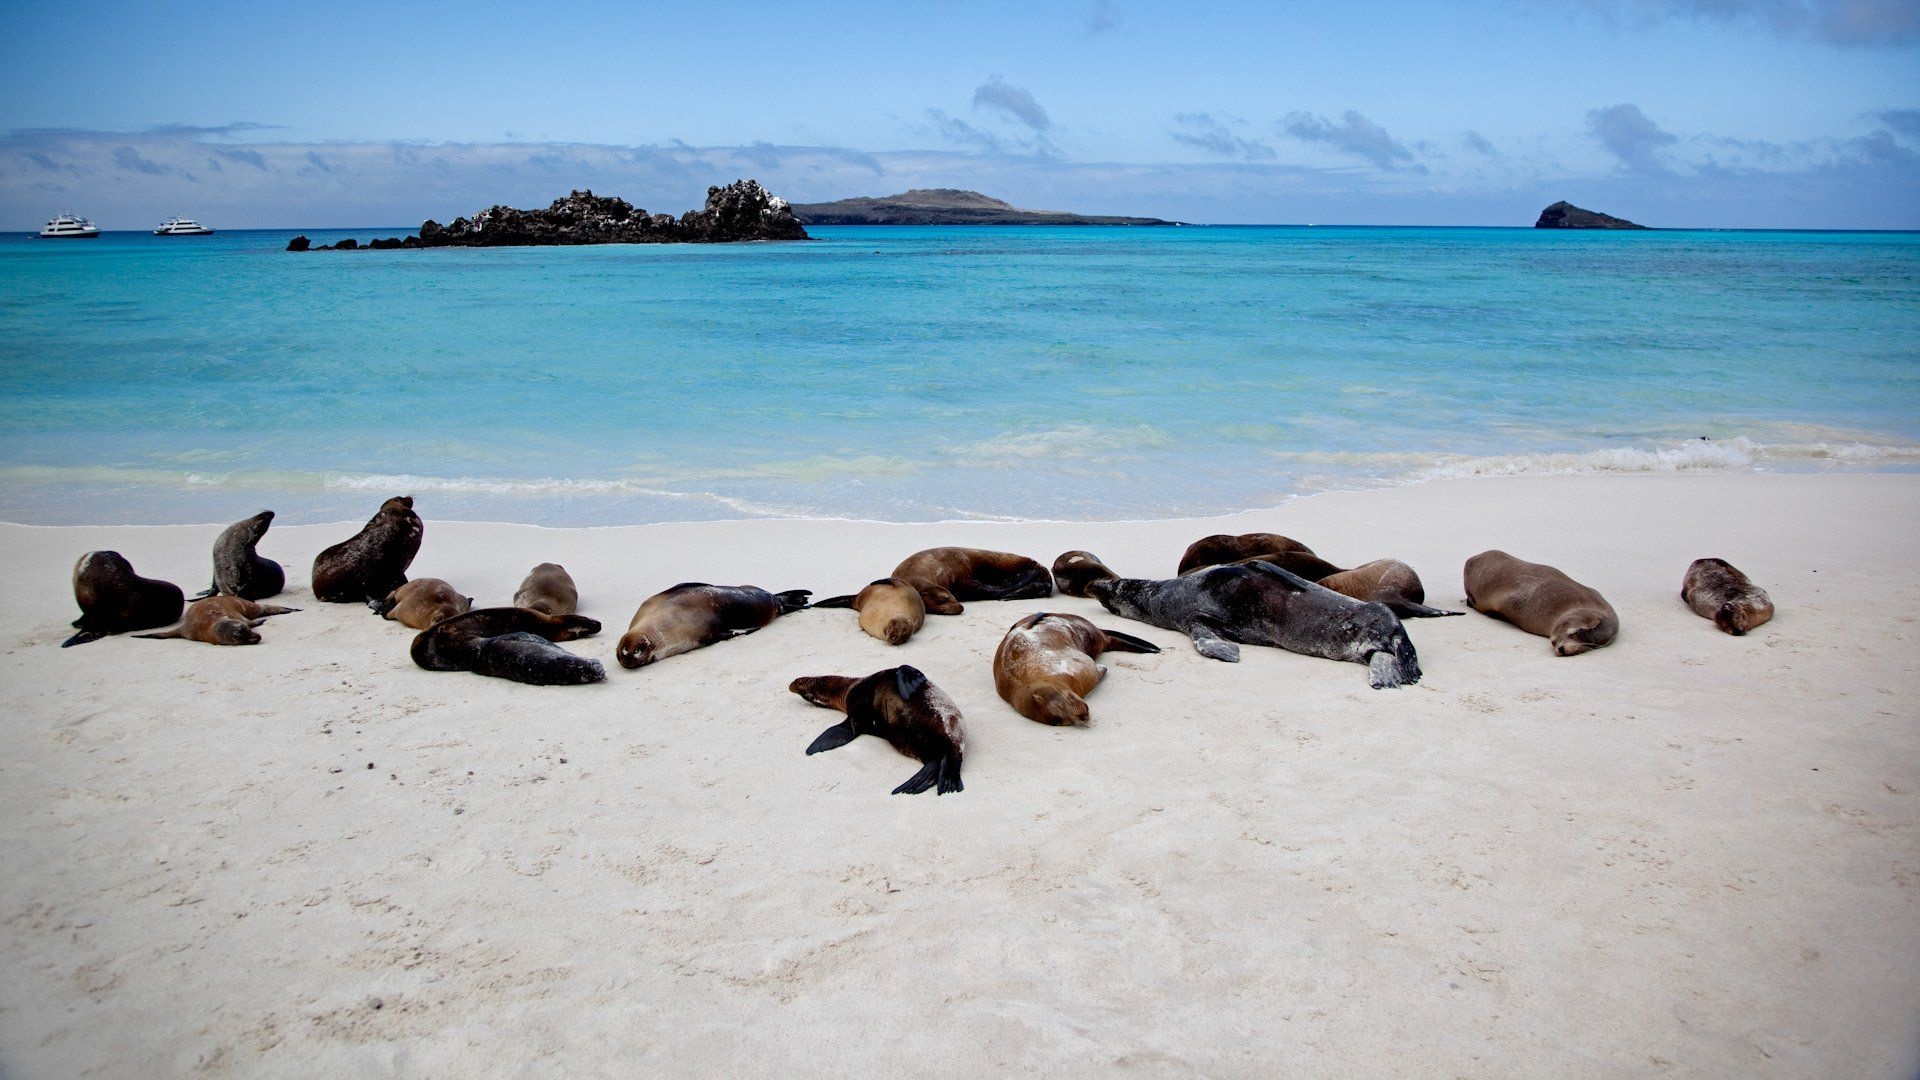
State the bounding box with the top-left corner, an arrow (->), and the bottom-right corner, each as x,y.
1176,533 -> 1326,576
411,607 -> 605,685
1682,558 -> 1774,636
513,562 -> 579,617
789,665 -> 965,795
136,595 -> 299,646
1051,551 -> 1119,598
373,577 -> 472,630
615,583 -> 811,669
993,611 -> 1160,726
1314,559 -> 1463,619
811,577 -> 926,645
197,511 -> 285,600
311,496 -> 423,603
890,547 -> 1052,615
64,551 -> 185,647
1464,550 -> 1619,656
1089,562 -> 1421,688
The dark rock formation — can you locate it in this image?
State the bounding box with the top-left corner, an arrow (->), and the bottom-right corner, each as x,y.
792,188 -> 1173,226
415,180 -> 807,247
331,237 -> 358,250
1534,201 -> 1647,230
285,235 -> 309,251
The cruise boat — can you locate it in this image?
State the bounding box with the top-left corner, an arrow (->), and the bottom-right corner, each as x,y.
154,216 -> 214,236
38,213 -> 100,239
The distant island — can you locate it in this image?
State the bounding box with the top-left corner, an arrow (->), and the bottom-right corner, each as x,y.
1534,201 -> 1647,230
790,189 -> 1174,226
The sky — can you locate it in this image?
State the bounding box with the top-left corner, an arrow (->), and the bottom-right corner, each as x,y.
1,0 -> 1916,229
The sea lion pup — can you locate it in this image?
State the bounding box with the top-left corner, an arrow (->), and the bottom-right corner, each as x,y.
993,612 -> 1160,726
411,607 -> 605,685
136,595 -> 299,646
890,547 -> 1052,615
372,578 -> 473,630
1176,533 -> 1324,576
64,551 -> 185,647
1314,559 -> 1463,619
1682,558 -> 1774,636
615,583 -> 812,669
311,496 -> 423,603
197,510 -> 285,600
1463,550 -> 1619,656
1089,562 -> 1421,688
789,665 -> 965,795
810,578 -> 926,645
1051,551 -> 1119,598
513,562 -> 579,617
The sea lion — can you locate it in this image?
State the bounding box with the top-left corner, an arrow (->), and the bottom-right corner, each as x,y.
311,496 -> 423,603
513,562 -> 579,617
811,578 -> 926,645
136,595 -> 299,646
64,551 -> 185,647
1314,558 -> 1463,619
890,547 -> 1052,615
1463,550 -> 1619,656
1051,550 -> 1119,598
615,583 -> 812,669
1090,561 -> 1421,688
197,510 -> 285,600
1176,533 -> 1323,576
789,665 -> 965,795
1682,558 -> 1774,636
372,577 -> 473,630
411,607 -> 605,685
993,612 -> 1160,726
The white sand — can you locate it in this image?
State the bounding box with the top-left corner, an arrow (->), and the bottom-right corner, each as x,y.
1,472 -> 1916,1078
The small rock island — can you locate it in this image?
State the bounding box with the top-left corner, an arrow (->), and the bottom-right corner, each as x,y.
791,188 -> 1172,226
1534,201 -> 1647,230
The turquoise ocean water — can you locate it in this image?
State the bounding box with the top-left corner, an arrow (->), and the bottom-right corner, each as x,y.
1,225 -> 1916,525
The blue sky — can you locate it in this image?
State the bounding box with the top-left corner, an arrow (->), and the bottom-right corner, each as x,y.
2,0 -> 1916,228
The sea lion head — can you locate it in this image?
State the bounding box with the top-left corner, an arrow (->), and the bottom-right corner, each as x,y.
1715,597 -> 1771,636
1085,576 -> 1142,616
1051,550 -> 1118,598
1344,602 -> 1420,688
1024,684 -> 1091,727
211,617 -> 262,646
615,629 -> 653,669
1550,611 -> 1609,656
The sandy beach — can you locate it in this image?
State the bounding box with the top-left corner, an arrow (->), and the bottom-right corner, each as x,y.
1,470 -> 1916,1078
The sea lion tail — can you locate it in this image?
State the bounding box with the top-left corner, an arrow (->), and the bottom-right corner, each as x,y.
773,589 -> 813,614
1098,628 -> 1161,654
810,594 -> 857,609
61,629 -> 105,647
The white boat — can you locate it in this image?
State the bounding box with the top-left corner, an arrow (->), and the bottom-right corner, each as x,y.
38,213 -> 100,239
154,216 -> 214,236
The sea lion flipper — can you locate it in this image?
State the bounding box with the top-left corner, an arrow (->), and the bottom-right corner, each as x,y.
1245,560 -> 1321,592
773,589 -> 812,614
61,629 -> 104,647
1387,599 -> 1465,618
1098,628 -> 1162,654
894,665 -> 928,700
196,584 -> 217,599
811,594 -> 858,609
132,628 -> 184,640
1188,619 -> 1241,663
806,722 -> 859,755
892,754 -> 961,796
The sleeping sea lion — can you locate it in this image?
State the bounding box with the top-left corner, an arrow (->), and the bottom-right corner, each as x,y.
1090,561 -> 1421,688
1682,558 -> 1773,636
136,595 -> 299,646
890,547 -> 1052,615
1051,550 -> 1119,598
1464,550 -> 1618,656
810,578 -> 926,645
993,612 -> 1160,726
411,607 -> 605,685
513,562 -> 579,617
311,496 -> 423,603
197,510 -> 285,600
1314,559 -> 1462,619
372,578 -> 472,629
789,665 -> 965,795
1176,533 -> 1322,576
615,583 -> 811,669
64,551 -> 185,647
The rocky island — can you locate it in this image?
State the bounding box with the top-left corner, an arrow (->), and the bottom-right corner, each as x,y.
1534,201 -> 1647,229
791,188 -> 1173,226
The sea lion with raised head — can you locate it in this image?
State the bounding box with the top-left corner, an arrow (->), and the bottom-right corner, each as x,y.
993,611 -> 1160,726
1090,561 -> 1421,688
137,595 -> 299,646
197,510 -> 285,600
1051,551 -> 1119,598
513,562 -> 579,617
64,551 -> 186,647
1176,533 -> 1325,576
810,578 -> 926,645
312,496 -> 423,603
789,665 -> 965,795
890,547 -> 1052,615
1464,550 -> 1618,656
372,578 -> 473,630
1682,558 -> 1774,636
615,583 -> 811,669
411,606 -> 605,685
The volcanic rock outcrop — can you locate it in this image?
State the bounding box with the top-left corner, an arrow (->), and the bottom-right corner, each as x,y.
1534,201 -> 1647,229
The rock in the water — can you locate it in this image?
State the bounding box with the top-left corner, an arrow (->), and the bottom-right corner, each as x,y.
414,180 -> 808,247
331,237 -> 359,250
1534,201 -> 1646,230
285,235 -> 310,252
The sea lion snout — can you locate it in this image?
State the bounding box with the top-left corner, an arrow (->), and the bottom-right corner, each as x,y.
214,619 -> 262,646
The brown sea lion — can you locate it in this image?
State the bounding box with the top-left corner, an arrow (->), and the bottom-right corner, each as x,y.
136,595 -> 299,646
197,510 -> 285,600
615,583 -> 811,669
1314,559 -> 1463,619
64,551 -> 186,647
312,496 -> 423,603
1682,558 -> 1774,636
373,577 -> 473,630
993,612 -> 1161,727
1176,533 -> 1322,576
789,665 -> 965,795
890,547 -> 1052,615
1051,550 -> 1119,598
811,578 -> 926,645
411,607 -> 604,685
513,562 -> 579,617
1464,550 -> 1619,656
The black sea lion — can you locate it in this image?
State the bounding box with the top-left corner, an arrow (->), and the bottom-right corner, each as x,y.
411,607 -> 605,685
1176,533 -> 1324,576
811,578 -> 926,645
198,510 -> 285,600
789,665 -> 965,795
137,595 -> 299,646
373,577 -> 472,629
513,562 -> 579,617
1464,550 -> 1619,656
615,583 -> 811,669
1682,558 -> 1774,636
993,612 -> 1160,726
1051,550 -> 1119,598
64,551 -> 185,647
1090,562 -> 1421,688
311,496 -> 423,603
891,547 -> 1052,615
